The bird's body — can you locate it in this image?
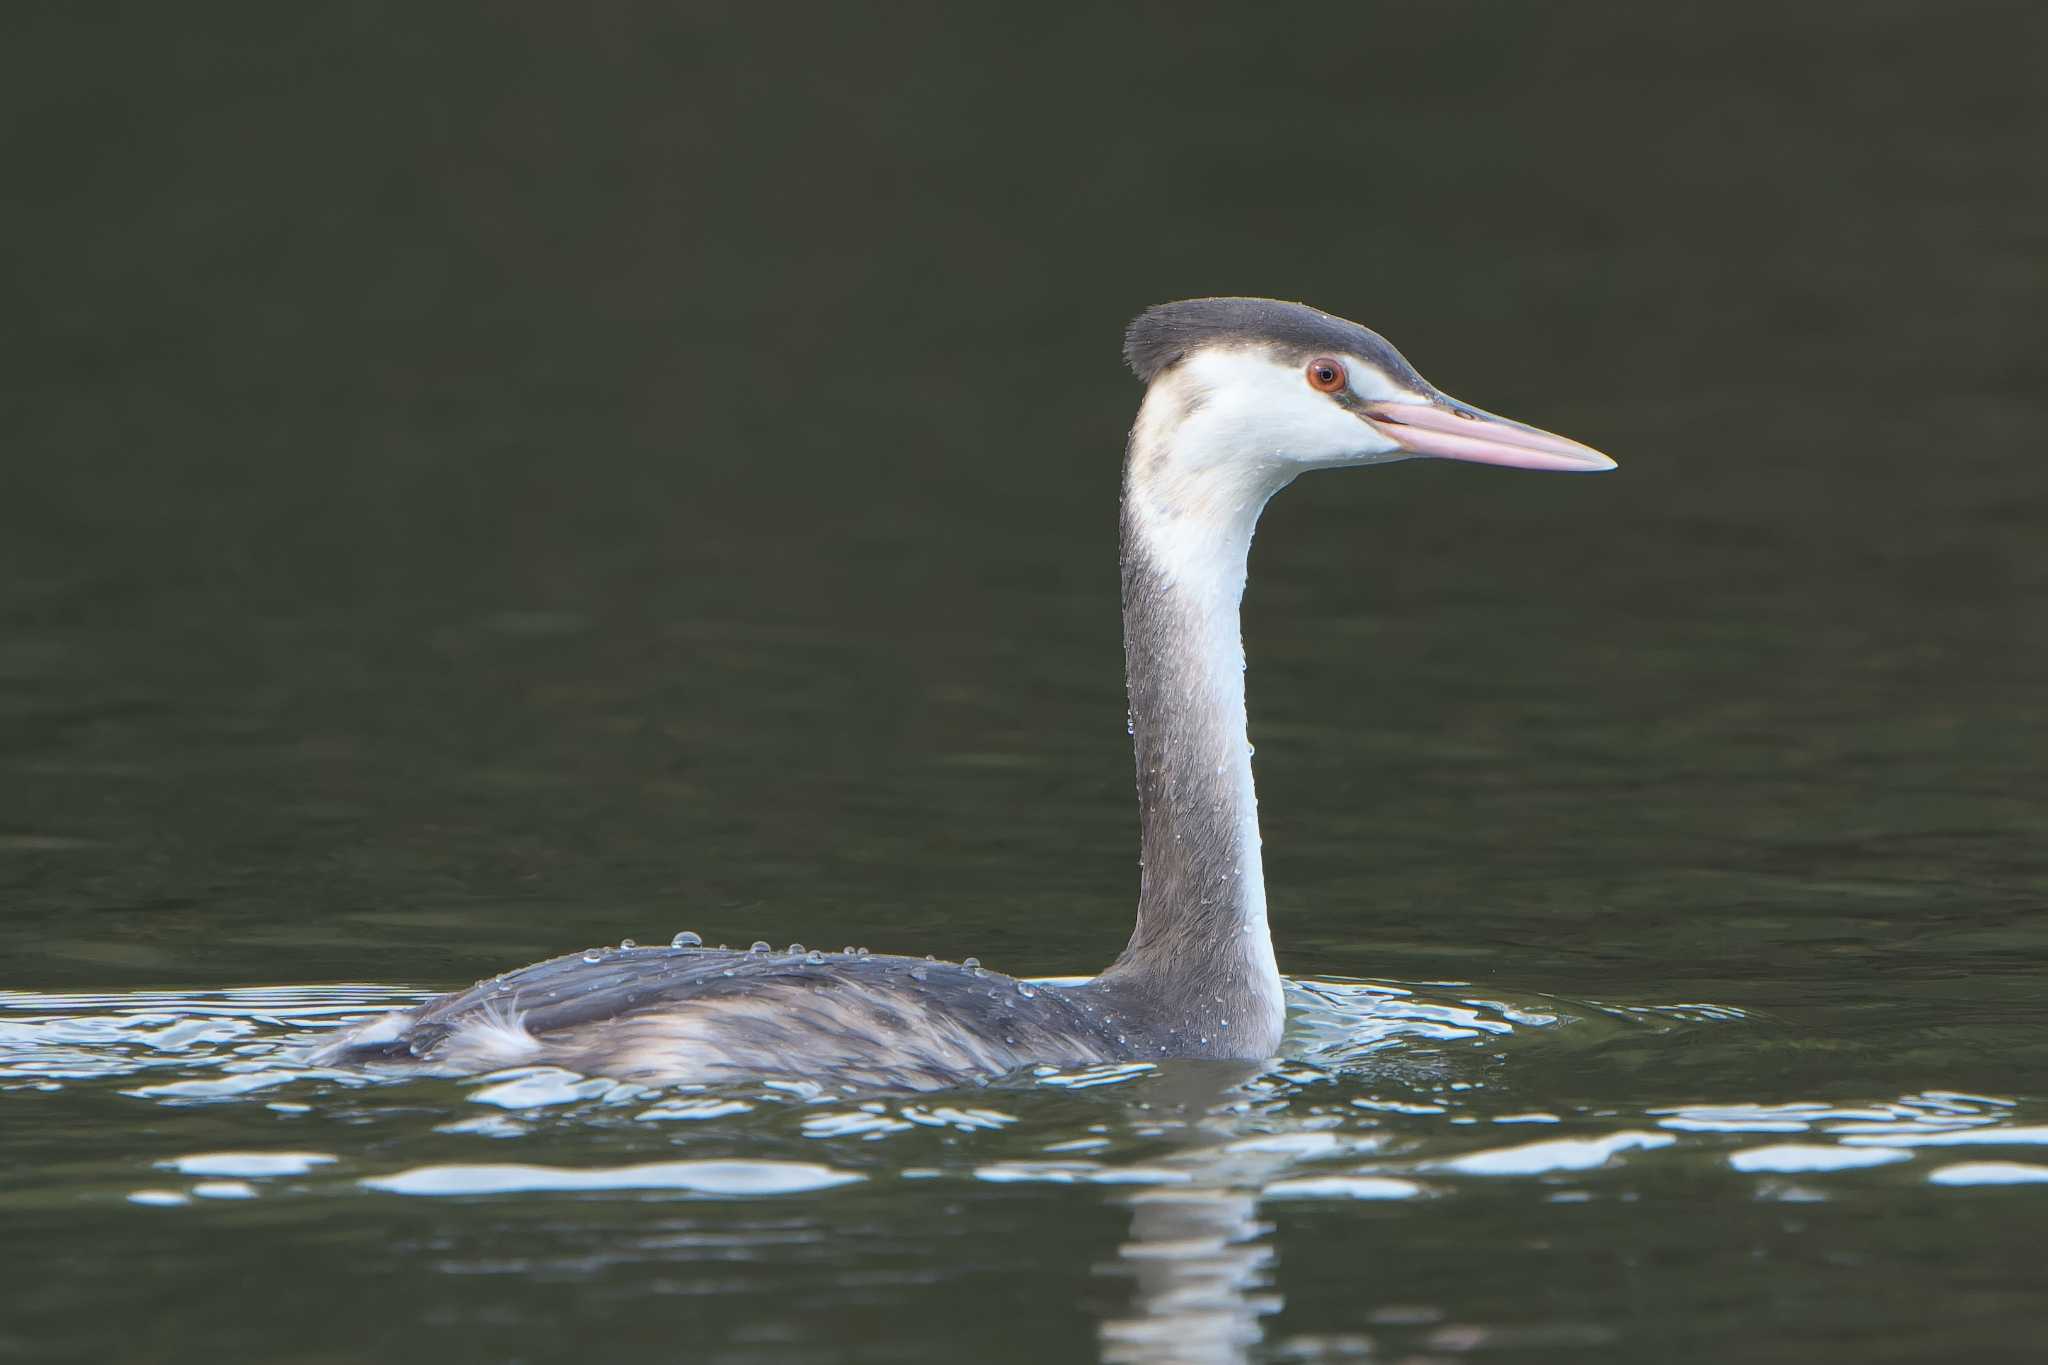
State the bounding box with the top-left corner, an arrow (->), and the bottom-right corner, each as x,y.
329,944 -> 1136,1090
314,297 -> 1614,1090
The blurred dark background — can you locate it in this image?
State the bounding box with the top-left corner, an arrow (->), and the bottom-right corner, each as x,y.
3,3 -> 2043,1003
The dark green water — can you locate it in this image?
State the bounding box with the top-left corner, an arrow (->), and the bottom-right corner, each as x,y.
5,5 -> 2046,1361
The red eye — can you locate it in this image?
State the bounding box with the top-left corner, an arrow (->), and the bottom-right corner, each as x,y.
1306,357 -> 1347,393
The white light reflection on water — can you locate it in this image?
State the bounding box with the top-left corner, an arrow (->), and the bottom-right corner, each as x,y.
1728,1145 -> 1914,1174
158,1151 -> 337,1177
1927,1162 -> 2048,1186
0,984 -> 419,1086
362,1158 -> 863,1197
1433,1130 -> 1675,1176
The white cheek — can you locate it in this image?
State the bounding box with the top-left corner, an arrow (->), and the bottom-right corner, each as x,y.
1178,350 -> 1396,467
1249,393 -> 1386,464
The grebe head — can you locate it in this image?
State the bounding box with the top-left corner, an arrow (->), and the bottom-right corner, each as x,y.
1123,298 -> 1614,514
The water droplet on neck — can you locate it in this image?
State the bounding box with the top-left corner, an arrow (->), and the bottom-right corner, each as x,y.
671,930 -> 702,948
581,951 -> 602,963
618,938 -> 637,950
1016,982 -> 1037,999
962,956 -> 980,970
750,940 -> 771,954
805,950 -> 826,965
910,965 -> 930,982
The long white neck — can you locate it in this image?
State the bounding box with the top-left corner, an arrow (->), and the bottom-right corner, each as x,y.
1100,374 -> 1296,1058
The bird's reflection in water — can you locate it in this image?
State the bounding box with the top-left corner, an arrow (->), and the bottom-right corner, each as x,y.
1100,1185 -> 1278,1364
1097,1064 -> 1281,1365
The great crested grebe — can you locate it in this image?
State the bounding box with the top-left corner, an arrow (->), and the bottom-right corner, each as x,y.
315,298 -> 1615,1090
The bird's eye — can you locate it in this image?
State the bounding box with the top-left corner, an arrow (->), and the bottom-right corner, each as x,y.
1306,357 -> 1347,393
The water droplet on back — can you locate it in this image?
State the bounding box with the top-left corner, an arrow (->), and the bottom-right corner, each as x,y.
805,950 -> 826,965
787,943 -> 805,956
582,951 -> 602,963
750,941 -> 771,954
671,930 -> 702,948
618,938 -> 637,950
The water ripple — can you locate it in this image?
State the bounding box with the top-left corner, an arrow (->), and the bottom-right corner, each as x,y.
3,976 -> 2041,1215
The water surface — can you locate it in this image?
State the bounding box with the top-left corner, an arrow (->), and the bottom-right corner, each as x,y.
5,5 -> 2045,1361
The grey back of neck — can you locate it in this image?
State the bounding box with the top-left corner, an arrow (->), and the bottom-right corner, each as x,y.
1095,435 -> 1288,1057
